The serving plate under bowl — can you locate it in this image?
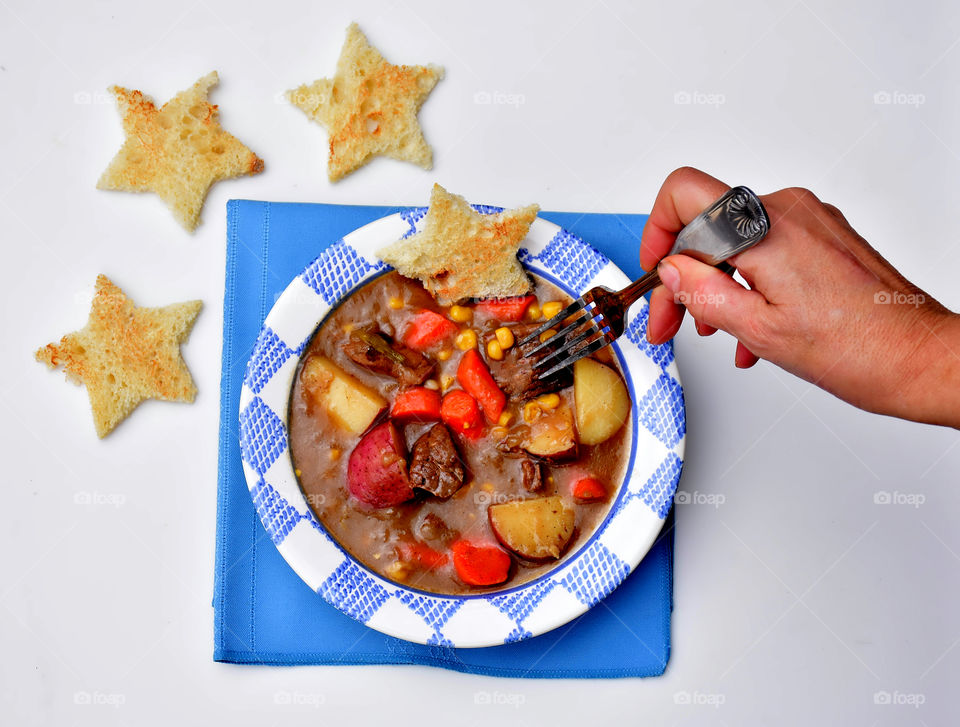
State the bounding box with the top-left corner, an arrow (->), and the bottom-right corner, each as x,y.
237,206 -> 685,648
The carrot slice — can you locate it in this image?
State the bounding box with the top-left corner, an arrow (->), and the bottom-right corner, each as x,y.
404,310 -> 458,351
440,390 -> 484,434
572,477 -> 607,502
398,542 -> 448,570
456,349 -> 506,423
475,295 -> 536,322
391,387 -> 442,421
451,541 -> 511,586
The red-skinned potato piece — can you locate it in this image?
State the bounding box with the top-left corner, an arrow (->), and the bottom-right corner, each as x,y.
523,402 -> 578,462
347,421 -> 415,508
451,540 -> 511,586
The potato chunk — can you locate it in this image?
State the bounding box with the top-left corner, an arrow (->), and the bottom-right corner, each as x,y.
573,358 -> 630,445
347,421 -> 414,508
301,355 -> 386,435
488,495 -> 575,561
523,401 -> 577,462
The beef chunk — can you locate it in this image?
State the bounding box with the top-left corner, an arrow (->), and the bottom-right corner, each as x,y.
488,324 -> 573,400
409,424 -> 466,499
520,457 -> 543,492
344,327 -> 435,385
417,512 -> 458,545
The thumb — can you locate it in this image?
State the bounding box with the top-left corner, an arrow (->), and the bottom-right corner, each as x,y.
657,255 -> 768,344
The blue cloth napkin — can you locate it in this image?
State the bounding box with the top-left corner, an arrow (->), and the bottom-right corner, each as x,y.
214,200 -> 675,677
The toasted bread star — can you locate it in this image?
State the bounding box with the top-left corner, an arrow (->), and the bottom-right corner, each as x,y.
378,184 -> 539,305
97,71 -> 264,231
287,23 -> 443,181
35,275 -> 202,438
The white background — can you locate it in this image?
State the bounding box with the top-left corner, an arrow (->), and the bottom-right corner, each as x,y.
1,0 -> 958,724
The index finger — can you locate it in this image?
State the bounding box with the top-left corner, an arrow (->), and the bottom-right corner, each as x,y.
639,167 -> 731,272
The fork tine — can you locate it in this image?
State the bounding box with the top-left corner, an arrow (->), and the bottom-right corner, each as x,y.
532,318 -> 602,369
516,297 -> 588,346
537,334 -> 611,380
522,310 -> 592,358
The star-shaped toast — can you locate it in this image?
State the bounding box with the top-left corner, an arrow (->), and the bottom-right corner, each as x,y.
35,275 -> 202,438
287,23 -> 443,181
97,71 -> 264,231
378,183 -> 539,305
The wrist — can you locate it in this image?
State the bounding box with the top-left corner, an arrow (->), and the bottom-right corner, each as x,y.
895,310 -> 960,428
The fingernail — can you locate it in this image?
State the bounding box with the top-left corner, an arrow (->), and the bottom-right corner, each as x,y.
658,260 -> 680,292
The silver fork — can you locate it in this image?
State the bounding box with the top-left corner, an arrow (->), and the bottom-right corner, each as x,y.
518,186 -> 771,380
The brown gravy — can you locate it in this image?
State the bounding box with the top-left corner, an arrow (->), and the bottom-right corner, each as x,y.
288,271 -> 630,595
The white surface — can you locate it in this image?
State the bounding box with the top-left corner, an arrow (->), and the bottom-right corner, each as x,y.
1,0 -> 958,724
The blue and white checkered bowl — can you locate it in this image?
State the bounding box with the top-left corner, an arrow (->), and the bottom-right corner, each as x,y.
238,207 -> 685,648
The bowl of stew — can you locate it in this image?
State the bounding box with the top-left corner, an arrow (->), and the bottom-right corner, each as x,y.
238,206 -> 685,647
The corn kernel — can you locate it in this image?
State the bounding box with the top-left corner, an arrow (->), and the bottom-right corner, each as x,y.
526,302 -> 541,321
455,329 -> 478,350
329,448 -> 341,461
547,475 -> 555,485
487,339 -> 504,361
497,411 -> 513,427
294,468 -> 302,478
441,375 -> 455,391
542,301 -> 564,320
537,393 -> 560,410
448,304 -> 472,322
388,296 -> 403,310
424,379 -> 439,390
436,348 -> 452,361
342,323 -> 354,334
385,561 -> 409,581
482,482 -> 494,493
539,329 -> 557,344
494,326 -> 514,350
523,401 -> 541,423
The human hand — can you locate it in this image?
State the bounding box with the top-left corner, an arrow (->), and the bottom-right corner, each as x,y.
641,167 -> 960,428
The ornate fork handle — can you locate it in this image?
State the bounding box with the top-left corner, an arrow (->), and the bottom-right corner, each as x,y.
520,186 -> 771,378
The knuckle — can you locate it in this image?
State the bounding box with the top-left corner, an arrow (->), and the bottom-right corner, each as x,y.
670,165 -> 699,181
782,186 -> 820,206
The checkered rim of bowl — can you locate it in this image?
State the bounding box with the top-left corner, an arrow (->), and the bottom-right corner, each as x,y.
237,206 -> 685,648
